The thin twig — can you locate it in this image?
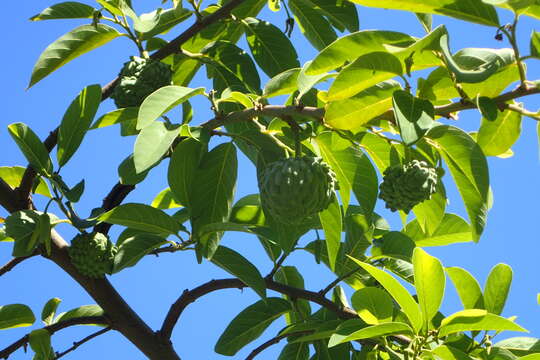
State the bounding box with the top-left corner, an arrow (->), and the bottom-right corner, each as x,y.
267,253 -> 288,279
0,316 -> 108,359
0,254 -> 38,277
319,267 -> 361,296
54,327 -> 112,359
244,330 -> 313,360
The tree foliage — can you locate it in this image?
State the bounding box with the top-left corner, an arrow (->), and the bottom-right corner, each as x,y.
2,0 -> 540,359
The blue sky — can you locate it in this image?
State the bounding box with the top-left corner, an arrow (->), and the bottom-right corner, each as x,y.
2,1 -> 540,359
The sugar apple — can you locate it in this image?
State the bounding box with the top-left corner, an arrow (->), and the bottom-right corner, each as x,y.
258,156 -> 338,224
378,160 -> 438,213
110,56 -> 172,108
68,232 -> 117,278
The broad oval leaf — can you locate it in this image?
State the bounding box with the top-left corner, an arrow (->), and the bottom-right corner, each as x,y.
328,322 -> 413,347
432,345 -> 475,360
8,123 -> 53,176
426,125 -> 489,241
392,90 -> 434,145
446,267 -> 484,310
90,107 -> 138,129
0,304 -> 35,330
289,0 -> 337,50
214,297 -> 291,355
274,266 -> 311,324
55,304 -> 104,324
477,109 -> 522,156
242,17 -> 300,77
29,329 -> 53,358
57,84 -> 102,166
439,309 -> 526,337
137,86 -> 205,129
348,257 -> 423,333
404,213 -> 473,247
113,233 -> 168,273
351,287 -> 394,325
118,154 -> 151,185
318,194 -> 342,271
191,143 -> 237,259
29,24 -> 122,87
494,337 -> 540,356
30,2 -> 96,21
211,246 -> 266,299
412,248 -> 445,328
263,68 -> 301,98
168,138 -> 204,208
484,263 -> 513,315
349,0 -> 499,26
133,122 -> 180,173
98,203 -> 181,235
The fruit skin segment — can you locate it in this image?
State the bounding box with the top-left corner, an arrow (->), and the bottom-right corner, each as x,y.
110,56 -> 172,108
378,160 -> 438,213
68,232 -> 117,279
258,156 -> 338,224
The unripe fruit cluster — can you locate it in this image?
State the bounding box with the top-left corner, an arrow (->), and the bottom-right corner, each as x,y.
68,232 -> 117,279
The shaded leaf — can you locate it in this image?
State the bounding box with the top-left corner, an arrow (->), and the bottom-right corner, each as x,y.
113,234 -> 168,273
0,304 -> 35,330
289,0 -> 337,50
55,305 -> 104,324
134,122 -> 180,173
90,107 -> 138,129
98,203 -> 181,235
8,123 -> 53,176
263,68 -> 301,98
318,194 -> 342,271
41,298 -> 62,326
393,90 -> 434,145
30,2 -> 96,21
0,166 -> 51,198
328,322 -> 413,347
168,138 -> 205,208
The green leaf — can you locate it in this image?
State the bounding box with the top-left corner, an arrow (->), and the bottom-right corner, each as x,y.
531,31 -> 540,58
8,123 -> 53,176
138,7 -> 192,40
118,154 -> 150,185
297,61 -> 334,101
518,355 -> 540,360
55,305 -> 104,323
0,304 -> 35,329
306,30 -> 415,75
57,84 -> 102,166
426,125 -> 489,241
191,143 -> 237,259
151,188 -> 182,209
328,322 -> 413,347
30,2 -> 96,21
29,329 -> 53,359
476,96 -> 498,122
477,109 -> 522,156
230,194 -> 266,226
0,166 -> 51,197
439,309 -> 526,337
411,191 -> 446,235
5,210 -> 41,257
263,68 -> 301,98
274,266 -> 311,324
90,107 -> 138,129
412,248 -> 445,328
484,263 -> 513,316
432,345 -> 475,360
133,122 -> 180,173
348,257 -> 423,333
403,213 -> 474,247
494,337 -> 540,356
243,17 -> 300,77
211,246 -> 266,298
349,0 -> 499,26
446,267 -> 484,309
392,90 -> 434,145
214,298 -> 291,355
278,342 -> 310,360
29,24 -> 122,88
137,86 -> 204,129
440,34 -> 515,83
113,233 -> 168,273
289,0 -> 337,50
310,0 -> 359,33
351,287 -> 394,325
98,203 -> 181,235
168,138 -> 205,208
325,80 -> 401,131
41,298 -> 62,326
316,132 -> 378,216
318,194 -> 342,271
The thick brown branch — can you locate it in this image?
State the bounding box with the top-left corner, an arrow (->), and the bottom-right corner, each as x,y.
0,316 -> 108,359
0,178 -> 19,213
160,278 -> 357,340
0,254 -> 38,277
54,327 -> 112,359
244,331 -> 313,360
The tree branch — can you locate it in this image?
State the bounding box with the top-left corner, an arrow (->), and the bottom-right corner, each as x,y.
160,277 -> 357,340
54,327 -> 112,359
0,316 -> 108,359
244,331 -> 313,360
0,254 -> 38,277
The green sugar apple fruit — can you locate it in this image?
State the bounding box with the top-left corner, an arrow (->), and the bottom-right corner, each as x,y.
258,156 -> 338,224
68,232 -> 117,278
378,160 -> 438,213
110,56 -> 172,108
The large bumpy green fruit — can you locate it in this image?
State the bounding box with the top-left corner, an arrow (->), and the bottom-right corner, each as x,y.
110,56 -> 172,108
378,160 -> 438,213
258,157 -> 338,224
68,232 -> 117,278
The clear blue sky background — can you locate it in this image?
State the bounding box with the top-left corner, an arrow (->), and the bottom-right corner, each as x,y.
2,1 -> 540,359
